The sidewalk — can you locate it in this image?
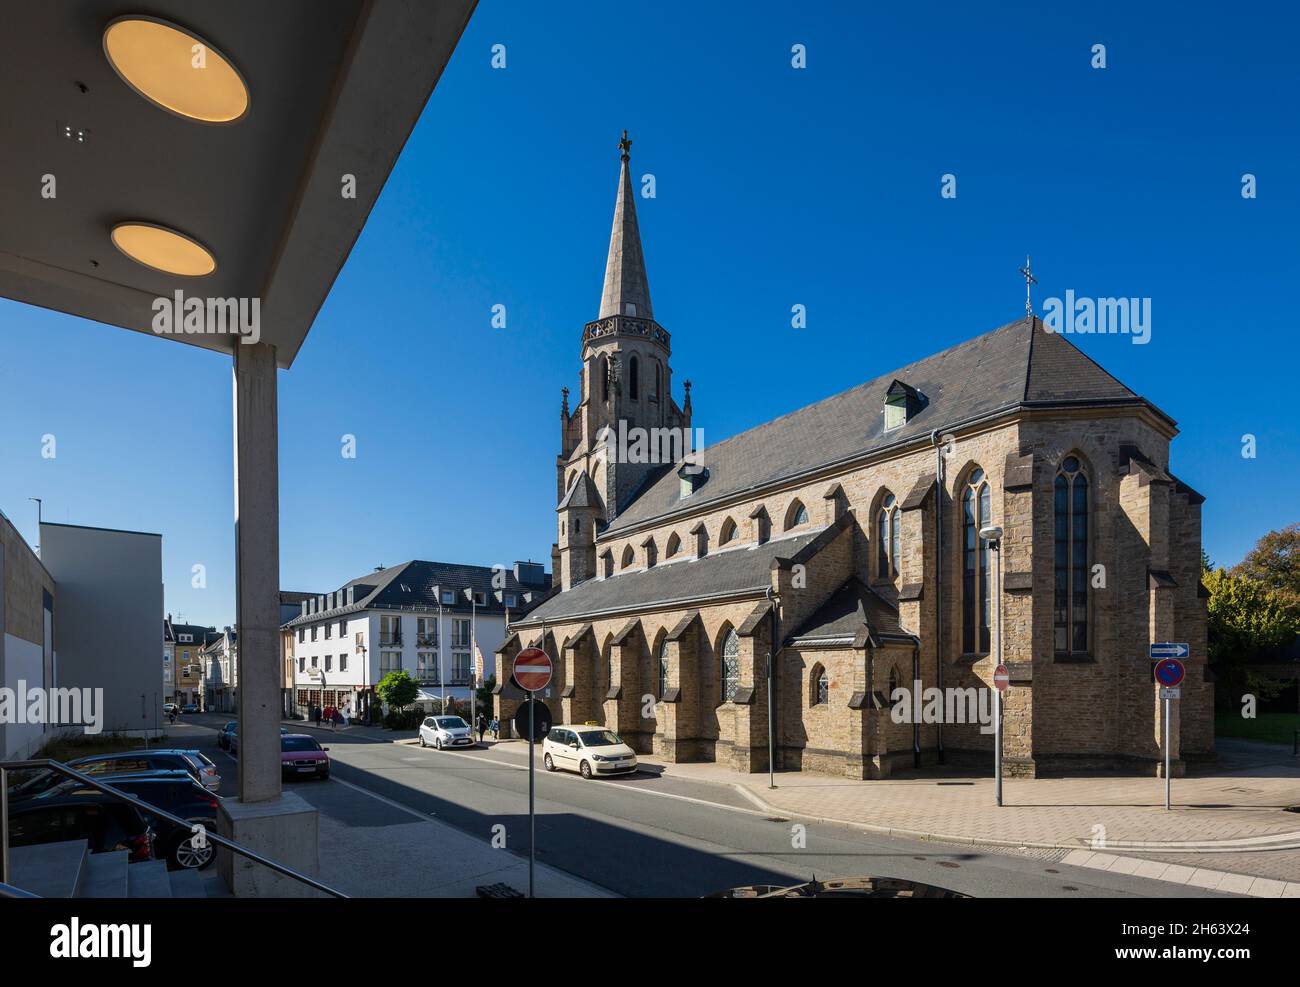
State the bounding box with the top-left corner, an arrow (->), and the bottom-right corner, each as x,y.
484,735 -> 1300,890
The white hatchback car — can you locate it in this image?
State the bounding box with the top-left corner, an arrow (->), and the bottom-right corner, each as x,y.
543,725 -> 638,779
419,715 -> 476,750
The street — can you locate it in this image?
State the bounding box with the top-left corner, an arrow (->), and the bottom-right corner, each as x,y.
173,714 -> 1233,898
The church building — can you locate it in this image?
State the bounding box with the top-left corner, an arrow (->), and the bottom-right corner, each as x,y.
494,134 -> 1213,779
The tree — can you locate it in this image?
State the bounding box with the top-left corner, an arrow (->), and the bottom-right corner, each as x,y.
1204,567 -> 1300,707
376,670 -> 418,713
476,674 -> 496,715
1232,523 -> 1300,598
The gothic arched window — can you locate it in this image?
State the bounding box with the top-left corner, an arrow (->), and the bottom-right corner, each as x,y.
877,493 -> 900,578
720,630 -> 740,702
1055,455 -> 1090,655
665,532 -> 681,558
811,665 -> 829,706
785,500 -> 809,531
654,362 -> 662,400
658,640 -> 670,698
719,517 -> 738,544
620,545 -> 635,569
629,356 -> 640,400
962,467 -> 993,655
599,356 -> 609,403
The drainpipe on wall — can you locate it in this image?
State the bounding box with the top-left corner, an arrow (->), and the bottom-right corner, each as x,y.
766,586 -> 779,789
912,641 -> 921,768
931,429 -> 946,765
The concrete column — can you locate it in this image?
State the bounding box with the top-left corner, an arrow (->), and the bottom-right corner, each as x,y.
233,342 -> 283,804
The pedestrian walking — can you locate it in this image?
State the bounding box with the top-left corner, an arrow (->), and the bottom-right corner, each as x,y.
490,716 -> 499,740
341,703 -> 351,727
313,704 -> 322,727
476,713 -> 487,742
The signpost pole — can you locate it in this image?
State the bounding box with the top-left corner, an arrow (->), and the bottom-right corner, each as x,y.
1170,697 -> 1180,811
528,689 -> 535,898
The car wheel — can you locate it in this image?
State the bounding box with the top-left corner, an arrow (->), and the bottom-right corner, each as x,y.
171,829 -> 215,871
418,734 -> 426,748
319,769 -> 330,780
580,760 -> 592,780
435,737 -> 443,750
543,753 -> 555,772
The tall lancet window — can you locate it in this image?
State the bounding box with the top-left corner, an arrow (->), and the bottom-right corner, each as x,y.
629,356 -> 639,400
720,630 -> 740,702
877,493 -> 900,578
1054,456 -> 1090,655
962,468 -> 992,655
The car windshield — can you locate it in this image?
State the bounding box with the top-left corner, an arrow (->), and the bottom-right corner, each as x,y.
281,737 -> 322,752
577,730 -> 622,747
435,717 -> 467,729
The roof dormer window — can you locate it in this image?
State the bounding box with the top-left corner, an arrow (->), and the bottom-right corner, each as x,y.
884,379 -> 925,431
678,464 -> 708,499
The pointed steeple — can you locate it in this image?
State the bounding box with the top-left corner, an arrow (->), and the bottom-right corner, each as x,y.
598,130 -> 653,320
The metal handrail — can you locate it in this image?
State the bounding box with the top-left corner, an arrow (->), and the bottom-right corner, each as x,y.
1,759 -> 347,898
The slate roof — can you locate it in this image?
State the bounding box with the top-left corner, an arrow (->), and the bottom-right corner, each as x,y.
787,578 -> 913,646
605,317 -> 1160,534
282,560 -> 552,629
515,529 -> 823,626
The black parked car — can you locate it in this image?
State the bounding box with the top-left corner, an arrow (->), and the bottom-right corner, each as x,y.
73,771 -> 220,870
7,789 -> 155,862
70,750 -> 221,791
218,720 -> 238,750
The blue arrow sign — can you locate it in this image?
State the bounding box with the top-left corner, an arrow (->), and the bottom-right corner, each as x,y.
1150,642 -> 1189,660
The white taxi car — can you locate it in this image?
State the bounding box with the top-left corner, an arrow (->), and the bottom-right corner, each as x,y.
419,715 -> 476,750
542,724 -> 637,779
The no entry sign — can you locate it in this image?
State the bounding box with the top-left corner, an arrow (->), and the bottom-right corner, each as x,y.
993,664 -> 1009,692
514,647 -> 553,692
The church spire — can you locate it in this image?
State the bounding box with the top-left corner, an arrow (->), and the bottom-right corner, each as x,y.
598,130 -> 653,321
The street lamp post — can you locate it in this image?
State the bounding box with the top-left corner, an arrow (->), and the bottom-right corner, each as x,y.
464,587 -> 477,733
979,524 -> 1004,808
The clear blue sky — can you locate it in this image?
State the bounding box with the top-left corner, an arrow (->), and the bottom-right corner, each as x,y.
2,1 -> 1296,627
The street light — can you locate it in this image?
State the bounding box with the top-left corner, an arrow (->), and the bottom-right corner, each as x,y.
979,524 -> 1003,807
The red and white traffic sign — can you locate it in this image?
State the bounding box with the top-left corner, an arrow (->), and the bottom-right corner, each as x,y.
513,647 -> 553,692
993,664 -> 1010,693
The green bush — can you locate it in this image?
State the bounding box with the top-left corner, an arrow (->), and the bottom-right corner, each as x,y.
384,708 -> 420,731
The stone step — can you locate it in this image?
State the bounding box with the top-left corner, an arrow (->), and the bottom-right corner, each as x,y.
166,867 -> 209,898
7,840 -> 89,898
126,859 -> 173,898
78,850 -> 129,898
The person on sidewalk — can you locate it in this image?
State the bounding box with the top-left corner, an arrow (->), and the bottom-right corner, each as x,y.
341,703 -> 351,727
490,716 -> 499,740
313,704 -> 322,728
476,713 -> 487,742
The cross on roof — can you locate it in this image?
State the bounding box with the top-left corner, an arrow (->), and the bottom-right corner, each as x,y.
618,129 -> 632,161
1019,254 -> 1038,317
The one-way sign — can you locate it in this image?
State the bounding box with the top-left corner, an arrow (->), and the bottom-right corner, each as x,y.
1150,642 -> 1189,660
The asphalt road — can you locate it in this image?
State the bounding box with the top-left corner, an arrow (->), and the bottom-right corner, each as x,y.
170,714 -> 1233,899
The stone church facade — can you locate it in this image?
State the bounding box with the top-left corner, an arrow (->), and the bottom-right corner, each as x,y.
494,135 -> 1213,779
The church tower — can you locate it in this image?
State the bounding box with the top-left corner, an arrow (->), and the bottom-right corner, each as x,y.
554,132 -> 692,591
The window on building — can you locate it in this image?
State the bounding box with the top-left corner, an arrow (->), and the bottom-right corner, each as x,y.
416,652 -> 438,683
877,493 -> 900,578
324,655 -> 333,672
452,619 -> 471,648
451,651 -> 472,685
338,619 -> 347,638
665,533 -> 681,558
340,655 -> 348,672
621,545 -> 635,569
785,500 -> 809,530
298,627 -> 305,643
629,355 -> 639,400
380,615 -> 401,647
719,518 -> 738,545
441,590 -> 455,605
654,362 -> 662,400
310,656 -> 318,669
720,630 -> 740,702
884,393 -> 907,431
310,625 -> 318,642
658,640 -> 670,698
599,356 -> 609,403
474,592 -> 486,606
812,665 -> 829,706
503,593 -> 517,607
962,467 -> 993,655
1055,455 -> 1090,656
380,651 -> 402,675
324,622 -> 332,639
417,617 -> 437,648
298,656 -> 306,673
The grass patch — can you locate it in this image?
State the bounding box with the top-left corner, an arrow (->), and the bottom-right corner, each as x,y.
31,732 -> 171,762
1215,711 -> 1300,746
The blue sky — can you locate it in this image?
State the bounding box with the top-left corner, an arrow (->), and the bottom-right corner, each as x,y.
2,1 -> 1296,627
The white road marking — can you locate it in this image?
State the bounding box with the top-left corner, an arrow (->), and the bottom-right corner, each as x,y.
331,776 -> 437,820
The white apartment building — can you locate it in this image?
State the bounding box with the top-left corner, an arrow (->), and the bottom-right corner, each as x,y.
284,560 -> 551,721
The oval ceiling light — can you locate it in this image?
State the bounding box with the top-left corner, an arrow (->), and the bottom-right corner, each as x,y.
111,222 -> 217,277
103,17 -> 249,123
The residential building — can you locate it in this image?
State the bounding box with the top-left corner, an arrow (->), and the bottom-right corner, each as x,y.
164,615 -> 217,706
279,591 -> 316,718
496,136 -> 1211,779
282,561 -> 551,721
200,628 -> 238,714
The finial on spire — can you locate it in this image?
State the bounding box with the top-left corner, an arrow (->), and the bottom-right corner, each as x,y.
618,129 -> 632,162
1019,254 -> 1038,317
561,386 -> 570,417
